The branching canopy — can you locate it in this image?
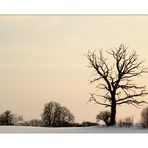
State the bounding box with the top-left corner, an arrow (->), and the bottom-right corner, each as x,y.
86,44 -> 148,108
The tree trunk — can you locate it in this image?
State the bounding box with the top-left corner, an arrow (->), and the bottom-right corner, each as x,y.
110,101 -> 116,126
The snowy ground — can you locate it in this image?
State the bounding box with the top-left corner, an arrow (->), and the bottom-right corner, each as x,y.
0,126 -> 148,133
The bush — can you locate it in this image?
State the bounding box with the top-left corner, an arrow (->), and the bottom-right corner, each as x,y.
141,107 -> 148,128
82,121 -> 98,127
23,119 -> 43,127
118,116 -> 133,127
96,111 -> 111,126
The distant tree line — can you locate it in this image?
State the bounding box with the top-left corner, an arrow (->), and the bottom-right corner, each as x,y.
1,102 -> 148,128
0,101 -> 97,127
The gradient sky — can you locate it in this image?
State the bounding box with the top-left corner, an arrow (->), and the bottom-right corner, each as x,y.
0,15 -> 148,123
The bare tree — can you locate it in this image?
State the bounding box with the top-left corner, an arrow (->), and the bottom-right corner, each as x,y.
58,106 -> 75,126
41,101 -> 60,127
41,101 -> 75,127
0,110 -> 23,125
86,44 -> 148,126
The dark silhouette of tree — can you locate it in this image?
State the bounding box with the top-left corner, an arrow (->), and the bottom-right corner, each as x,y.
0,110 -> 23,125
55,106 -> 75,127
41,101 -> 75,127
41,101 -> 61,127
96,111 -> 111,126
141,107 -> 148,128
86,44 -> 148,126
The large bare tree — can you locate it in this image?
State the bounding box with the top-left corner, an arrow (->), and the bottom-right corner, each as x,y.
86,44 -> 148,126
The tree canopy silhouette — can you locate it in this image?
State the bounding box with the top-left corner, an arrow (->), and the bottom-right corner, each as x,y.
0,110 -> 23,125
86,44 -> 148,126
41,101 -> 75,127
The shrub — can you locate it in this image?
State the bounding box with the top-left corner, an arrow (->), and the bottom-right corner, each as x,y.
96,111 -> 111,126
24,119 -> 42,127
141,107 -> 148,128
82,121 -> 98,127
118,116 -> 133,127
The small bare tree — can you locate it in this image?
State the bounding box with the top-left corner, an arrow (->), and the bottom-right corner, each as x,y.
86,44 -> 148,126
0,110 -> 23,125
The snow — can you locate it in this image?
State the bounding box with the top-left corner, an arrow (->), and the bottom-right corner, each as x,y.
0,126 -> 148,133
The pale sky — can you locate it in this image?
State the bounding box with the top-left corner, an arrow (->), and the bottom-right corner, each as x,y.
0,15 -> 148,123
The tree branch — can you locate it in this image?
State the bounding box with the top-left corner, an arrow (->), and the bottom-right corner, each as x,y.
89,93 -> 111,107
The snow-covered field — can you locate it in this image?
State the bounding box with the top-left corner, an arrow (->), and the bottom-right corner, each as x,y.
0,126 -> 148,133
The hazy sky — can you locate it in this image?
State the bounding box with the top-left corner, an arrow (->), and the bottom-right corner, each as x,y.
0,15 -> 148,123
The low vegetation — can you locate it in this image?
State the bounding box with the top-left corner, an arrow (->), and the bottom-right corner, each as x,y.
96,111 -> 111,126
141,107 -> 148,128
117,116 -> 133,127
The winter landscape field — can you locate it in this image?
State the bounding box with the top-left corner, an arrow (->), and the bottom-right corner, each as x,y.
1,2 -> 148,148
0,126 -> 148,133
1,16 -> 148,133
